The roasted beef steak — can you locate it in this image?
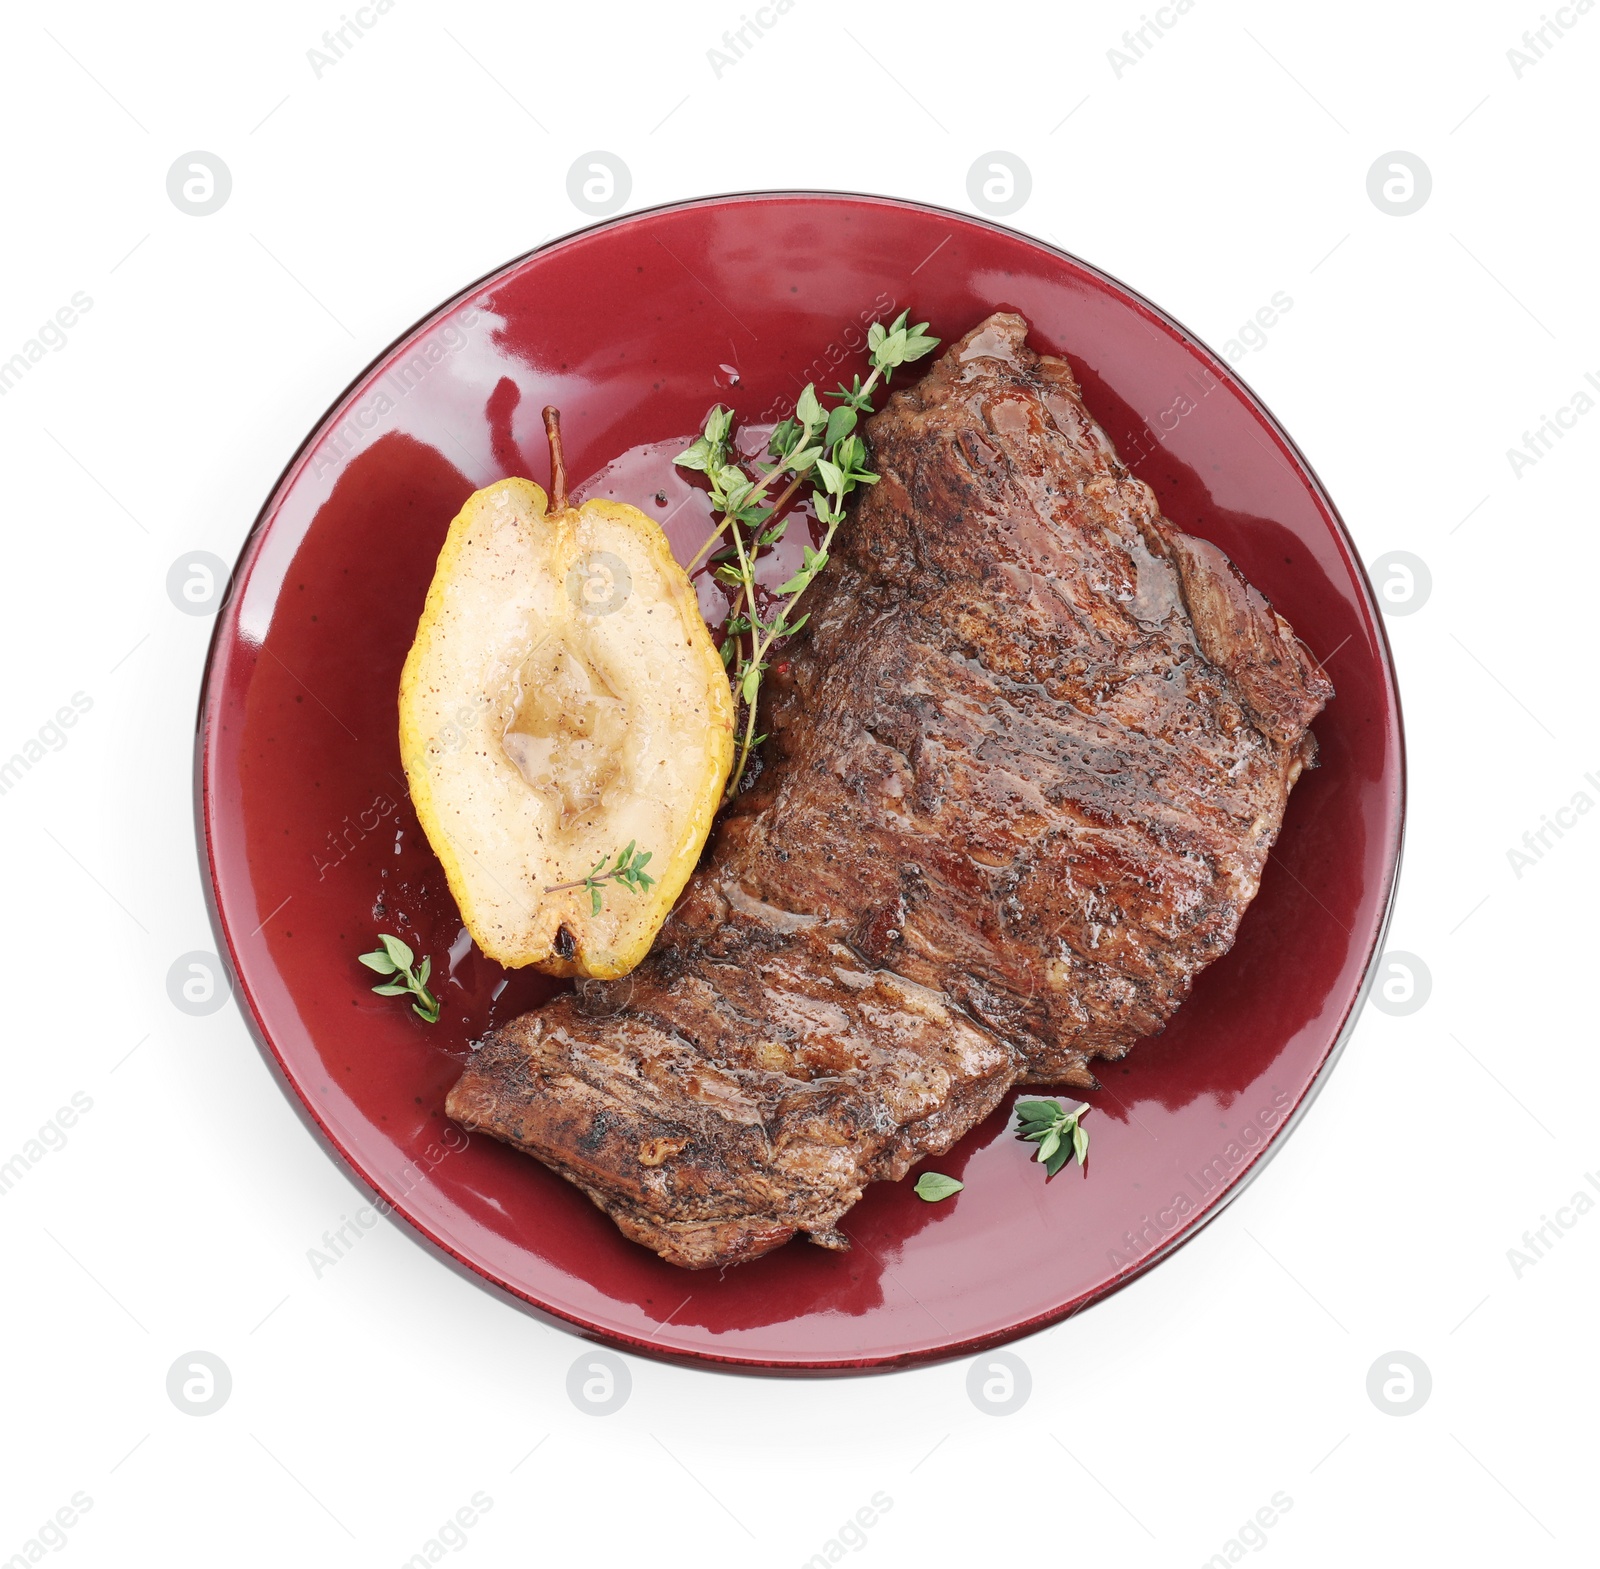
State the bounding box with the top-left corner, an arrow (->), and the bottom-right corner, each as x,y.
446,312 -> 1332,1269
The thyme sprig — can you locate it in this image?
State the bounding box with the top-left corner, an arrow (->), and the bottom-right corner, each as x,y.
676,311 -> 940,800
545,841 -> 656,915
1014,1099 -> 1091,1177
359,933 -> 441,1023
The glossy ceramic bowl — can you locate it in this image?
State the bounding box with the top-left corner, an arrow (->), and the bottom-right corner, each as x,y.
197,192 -> 1403,1373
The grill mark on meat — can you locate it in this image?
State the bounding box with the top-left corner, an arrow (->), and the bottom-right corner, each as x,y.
446,311 -> 1332,1269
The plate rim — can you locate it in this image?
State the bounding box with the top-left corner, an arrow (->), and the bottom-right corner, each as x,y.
194,187 -> 1407,1375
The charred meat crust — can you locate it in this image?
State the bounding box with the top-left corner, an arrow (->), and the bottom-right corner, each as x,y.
446,311 -> 1331,1269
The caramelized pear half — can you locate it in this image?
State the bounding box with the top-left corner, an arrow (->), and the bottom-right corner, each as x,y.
399,409 -> 733,978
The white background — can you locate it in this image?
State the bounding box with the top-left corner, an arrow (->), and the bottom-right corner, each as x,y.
1,0 -> 1595,1564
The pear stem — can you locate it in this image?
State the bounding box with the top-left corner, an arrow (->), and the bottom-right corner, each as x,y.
542,406 -> 568,512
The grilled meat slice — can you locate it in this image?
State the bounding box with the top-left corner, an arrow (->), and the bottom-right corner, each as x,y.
447,311 -> 1332,1268
447,920 -> 1014,1270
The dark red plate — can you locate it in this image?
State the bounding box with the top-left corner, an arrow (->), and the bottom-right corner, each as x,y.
197,193 -> 1403,1373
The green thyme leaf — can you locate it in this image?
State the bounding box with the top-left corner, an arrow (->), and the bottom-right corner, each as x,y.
914,1171 -> 964,1202
378,933 -> 414,969
359,949 -> 399,975
824,404 -> 857,446
675,436 -> 713,472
